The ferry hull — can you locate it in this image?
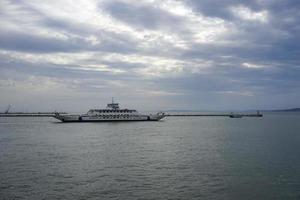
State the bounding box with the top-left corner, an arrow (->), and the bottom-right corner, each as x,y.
53,114 -> 165,122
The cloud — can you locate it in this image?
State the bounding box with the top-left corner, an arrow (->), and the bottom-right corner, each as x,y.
102,0 -> 183,30
217,90 -> 254,97
0,0 -> 299,110
230,5 -> 268,23
0,30 -> 84,53
242,62 -> 265,69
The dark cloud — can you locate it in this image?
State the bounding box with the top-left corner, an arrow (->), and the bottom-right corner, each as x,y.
0,28 -> 139,54
103,0 -> 183,30
185,0 -> 260,19
0,53 -> 131,80
0,30 -> 85,53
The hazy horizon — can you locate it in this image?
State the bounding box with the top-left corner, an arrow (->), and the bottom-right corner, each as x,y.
1,0 -> 299,112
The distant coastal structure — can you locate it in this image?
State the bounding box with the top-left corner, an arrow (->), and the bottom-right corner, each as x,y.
4,105 -> 11,114
1,100 -> 269,121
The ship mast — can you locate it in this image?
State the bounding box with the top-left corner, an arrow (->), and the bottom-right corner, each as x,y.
107,97 -> 119,110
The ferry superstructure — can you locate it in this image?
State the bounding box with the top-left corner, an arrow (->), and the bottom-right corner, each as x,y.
53,100 -> 165,122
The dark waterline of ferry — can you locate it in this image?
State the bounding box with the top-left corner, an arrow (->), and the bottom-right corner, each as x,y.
0,112 -> 300,199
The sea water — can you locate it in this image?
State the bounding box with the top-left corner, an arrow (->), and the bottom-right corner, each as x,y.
1,112 -> 300,199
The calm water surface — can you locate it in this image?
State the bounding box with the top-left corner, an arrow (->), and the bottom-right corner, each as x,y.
1,113 -> 300,199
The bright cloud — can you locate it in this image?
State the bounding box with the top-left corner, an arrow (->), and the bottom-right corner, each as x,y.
242,62 -> 265,69
230,5 -> 269,23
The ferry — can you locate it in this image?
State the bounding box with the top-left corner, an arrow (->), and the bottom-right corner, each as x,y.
53,99 -> 165,122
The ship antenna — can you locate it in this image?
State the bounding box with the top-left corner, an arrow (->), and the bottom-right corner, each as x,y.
112,97 -> 114,104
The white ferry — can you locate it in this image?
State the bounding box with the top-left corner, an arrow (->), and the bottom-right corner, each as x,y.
53,99 -> 165,122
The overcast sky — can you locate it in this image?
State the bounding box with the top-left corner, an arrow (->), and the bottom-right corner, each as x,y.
0,0 -> 299,112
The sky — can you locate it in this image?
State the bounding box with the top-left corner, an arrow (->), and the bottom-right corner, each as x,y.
0,0 -> 299,112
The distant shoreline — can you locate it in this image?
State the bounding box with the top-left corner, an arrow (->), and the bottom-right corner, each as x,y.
265,108 -> 300,112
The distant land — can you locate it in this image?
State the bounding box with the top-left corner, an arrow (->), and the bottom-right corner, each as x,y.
268,108 -> 300,112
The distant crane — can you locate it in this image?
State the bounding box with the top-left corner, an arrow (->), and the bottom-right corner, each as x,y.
4,105 -> 11,114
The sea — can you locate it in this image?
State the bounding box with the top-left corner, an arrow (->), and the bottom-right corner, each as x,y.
0,112 -> 300,200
